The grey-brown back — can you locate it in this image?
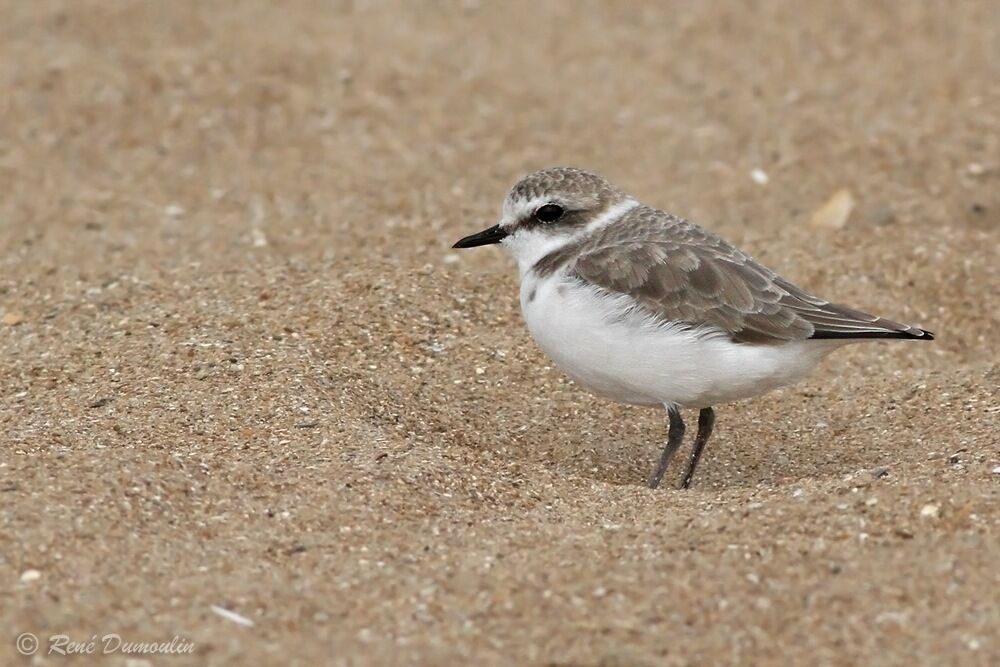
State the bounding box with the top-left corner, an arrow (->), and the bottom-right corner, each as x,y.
533,206 -> 933,344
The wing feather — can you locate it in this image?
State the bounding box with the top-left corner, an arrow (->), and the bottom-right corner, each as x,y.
557,207 -> 932,343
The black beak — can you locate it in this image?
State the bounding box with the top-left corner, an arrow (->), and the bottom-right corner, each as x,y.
452,224 -> 508,248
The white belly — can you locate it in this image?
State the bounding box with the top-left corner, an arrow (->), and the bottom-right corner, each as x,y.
519,272 -> 843,408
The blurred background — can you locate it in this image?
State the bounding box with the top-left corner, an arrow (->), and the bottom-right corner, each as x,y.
2,2 -> 998,665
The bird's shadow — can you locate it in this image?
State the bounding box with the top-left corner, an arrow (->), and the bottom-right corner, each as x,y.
504,389 -> 896,492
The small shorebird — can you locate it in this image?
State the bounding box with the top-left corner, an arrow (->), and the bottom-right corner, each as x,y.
453,168 -> 933,489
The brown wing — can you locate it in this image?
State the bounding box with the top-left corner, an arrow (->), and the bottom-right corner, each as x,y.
561,208 -> 932,343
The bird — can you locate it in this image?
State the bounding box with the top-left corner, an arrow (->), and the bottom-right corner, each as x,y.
452,167 -> 933,489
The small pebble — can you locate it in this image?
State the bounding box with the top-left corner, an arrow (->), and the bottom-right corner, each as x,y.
20,569 -> 42,583
2,312 -> 23,326
871,205 -> 896,226
920,503 -> 940,519
210,605 -> 255,627
251,229 -> 269,247
750,168 -> 769,185
810,189 -> 855,229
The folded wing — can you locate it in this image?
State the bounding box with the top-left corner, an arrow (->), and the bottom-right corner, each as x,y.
561,208 -> 933,343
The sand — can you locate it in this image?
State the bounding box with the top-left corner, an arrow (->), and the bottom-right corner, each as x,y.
1,1 -> 998,665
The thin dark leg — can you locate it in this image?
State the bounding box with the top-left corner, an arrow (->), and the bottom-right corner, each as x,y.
648,405 -> 685,489
680,407 -> 715,489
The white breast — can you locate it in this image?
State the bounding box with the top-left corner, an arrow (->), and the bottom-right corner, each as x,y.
519,271 -> 844,408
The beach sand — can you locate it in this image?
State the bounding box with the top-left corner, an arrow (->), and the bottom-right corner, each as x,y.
2,2 -> 998,664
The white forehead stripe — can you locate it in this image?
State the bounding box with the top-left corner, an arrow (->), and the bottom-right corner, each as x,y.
500,196 -> 549,229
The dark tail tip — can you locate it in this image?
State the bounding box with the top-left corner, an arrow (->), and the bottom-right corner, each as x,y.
810,327 -> 935,341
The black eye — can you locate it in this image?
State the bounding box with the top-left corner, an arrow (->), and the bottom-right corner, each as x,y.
534,204 -> 564,222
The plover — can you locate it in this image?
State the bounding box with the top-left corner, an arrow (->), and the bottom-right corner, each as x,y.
453,168 -> 933,489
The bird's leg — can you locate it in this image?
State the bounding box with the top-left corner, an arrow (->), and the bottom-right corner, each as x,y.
680,407 -> 715,489
648,405 -> 685,489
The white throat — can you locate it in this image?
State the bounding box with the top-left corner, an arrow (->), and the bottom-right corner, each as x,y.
500,198 -> 638,277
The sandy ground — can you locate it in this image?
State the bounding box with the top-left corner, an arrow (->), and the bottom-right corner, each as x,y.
1,1 -> 999,665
